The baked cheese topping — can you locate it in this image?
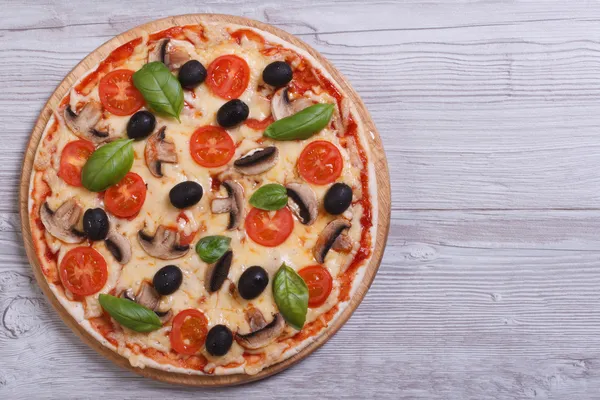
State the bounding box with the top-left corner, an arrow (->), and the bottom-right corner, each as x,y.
29,21 -> 375,376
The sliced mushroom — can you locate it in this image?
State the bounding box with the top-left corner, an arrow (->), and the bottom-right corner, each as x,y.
155,309 -> 173,323
205,250 -> 233,292
210,180 -> 244,230
331,234 -> 353,253
136,281 -> 160,310
313,219 -> 352,263
148,38 -> 190,70
40,200 -> 85,243
104,222 -> 131,265
121,288 -> 136,302
286,183 -> 318,225
137,225 -> 190,260
271,87 -> 313,120
245,307 -> 267,332
64,100 -> 109,144
145,126 -> 177,177
120,284 -> 173,322
236,313 -> 286,350
233,147 -> 278,175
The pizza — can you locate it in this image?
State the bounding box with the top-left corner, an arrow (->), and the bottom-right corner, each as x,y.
27,18 -> 377,377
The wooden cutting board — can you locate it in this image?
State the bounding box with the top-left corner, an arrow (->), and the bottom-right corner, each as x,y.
18,13 -> 391,386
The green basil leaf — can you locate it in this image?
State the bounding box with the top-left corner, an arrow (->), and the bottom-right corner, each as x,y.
195,235 -> 231,264
81,139 -> 134,192
98,294 -> 161,332
133,62 -> 183,120
264,103 -> 334,141
273,263 -> 308,330
249,184 -> 288,211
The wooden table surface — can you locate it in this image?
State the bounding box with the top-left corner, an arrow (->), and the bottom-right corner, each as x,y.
2,1 -> 600,399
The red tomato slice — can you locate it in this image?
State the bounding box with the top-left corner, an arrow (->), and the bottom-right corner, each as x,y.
98,69 -> 145,116
245,207 -> 294,247
206,55 -> 250,99
297,141 -> 343,185
298,265 -> 333,308
59,247 -> 108,296
104,172 -> 147,218
190,126 -> 235,168
170,309 -> 208,355
58,140 -> 95,187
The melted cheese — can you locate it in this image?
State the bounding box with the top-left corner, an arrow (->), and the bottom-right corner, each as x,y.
30,22 -> 375,375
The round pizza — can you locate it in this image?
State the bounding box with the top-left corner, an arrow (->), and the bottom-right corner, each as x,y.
27,18 -> 377,377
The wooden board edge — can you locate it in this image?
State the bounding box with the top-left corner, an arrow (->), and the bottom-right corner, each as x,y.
18,13 -> 391,387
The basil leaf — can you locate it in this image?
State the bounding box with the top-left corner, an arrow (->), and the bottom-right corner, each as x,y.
273,263 -> 308,330
133,62 -> 184,120
98,294 -> 161,332
249,184 -> 288,211
264,103 -> 334,141
81,139 -> 134,192
195,235 -> 231,264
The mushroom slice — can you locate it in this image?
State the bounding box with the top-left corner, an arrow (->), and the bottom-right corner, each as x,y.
233,147 -> 278,175
40,199 -> 85,243
148,38 -> 190,70
155,309 -> 173,323
313,219 -> 352,263
104,222 -> 131,265
121,288 -> 136,302
121,285 -> 172,322
145,126 -> 177,177
210,180 -> 244,230
64,100 -> 109,144
148,38 -> 170,63
136,281 -> 160,310
271,87 -> 313,120
236,313 -> 286,350
137,225 -> 190,260
205,250 -> 233,292
245,306 -> 267,332
331,234 -> 353,253
286,183 -> 318,225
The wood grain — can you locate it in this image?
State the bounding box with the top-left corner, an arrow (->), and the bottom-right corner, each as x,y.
4,0 -> 600,398
17,14 -> 390,387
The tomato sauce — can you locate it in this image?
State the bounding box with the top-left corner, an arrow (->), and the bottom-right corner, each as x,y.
89,313 -> 118,346
75,38 -> 142,96
244,115 -> 274,130
230,29 -> 266,47
126,344 -> 208,371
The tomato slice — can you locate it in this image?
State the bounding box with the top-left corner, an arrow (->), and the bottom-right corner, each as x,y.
58,140 -> 95,187
298,265 -> 333,308
104,172 -> 147,218
245,207 -> 294,247
297,141 -> 343,185
98,69 -> 145,116
59,247 -> 108,296
206,55 -> 250,99
170,309 -> 208,355
190,126 -> 235,168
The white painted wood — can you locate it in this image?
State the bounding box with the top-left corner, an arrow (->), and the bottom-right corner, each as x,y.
3,0 -> 600,398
